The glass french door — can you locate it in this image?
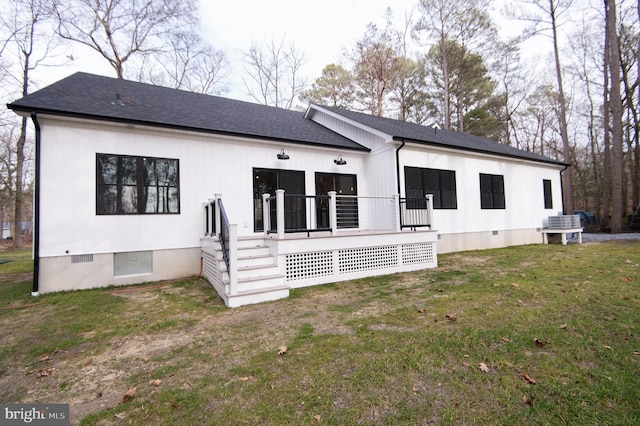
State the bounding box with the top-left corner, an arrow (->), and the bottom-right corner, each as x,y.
253,168 -> 305,232
315,172 -> 358,229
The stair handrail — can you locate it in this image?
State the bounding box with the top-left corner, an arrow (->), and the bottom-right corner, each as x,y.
217,198 -> 238,295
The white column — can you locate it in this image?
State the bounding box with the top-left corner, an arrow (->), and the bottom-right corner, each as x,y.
329,191 -> 337,236
228,224 -> 238,295
276,189 -> 285,239
262,193 -> 270,237
425,194 -> 434,229
393,194 -> 400,232
214,194 -> 222,237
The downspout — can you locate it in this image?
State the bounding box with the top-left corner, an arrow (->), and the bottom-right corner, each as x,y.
395,139 -> 406,196
559,164 -> 569,215
30,112 -> 41,296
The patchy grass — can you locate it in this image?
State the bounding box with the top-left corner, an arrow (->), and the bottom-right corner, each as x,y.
0,241 -> 639,425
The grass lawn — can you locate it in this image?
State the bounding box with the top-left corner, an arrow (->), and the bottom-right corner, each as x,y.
0,241 -> 639,425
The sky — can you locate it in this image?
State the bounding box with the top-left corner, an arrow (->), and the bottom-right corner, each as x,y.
32,0 -> 531,105
198,0 -> 418,100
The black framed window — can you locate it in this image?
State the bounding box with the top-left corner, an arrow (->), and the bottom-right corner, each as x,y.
479,173 -> 505,209
404,166 -> 457,209
543,179 -> 553,209
97,154 -> 179,215
253,168 -> 305,232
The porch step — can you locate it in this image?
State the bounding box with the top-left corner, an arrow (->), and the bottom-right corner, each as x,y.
225,284 -> 290,308
202,236 -> 289,307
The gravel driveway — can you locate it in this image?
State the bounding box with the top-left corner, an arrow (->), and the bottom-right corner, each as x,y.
581,232 -> 640,242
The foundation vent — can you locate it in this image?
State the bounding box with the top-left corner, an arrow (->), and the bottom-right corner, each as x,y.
71,254 -> 94,264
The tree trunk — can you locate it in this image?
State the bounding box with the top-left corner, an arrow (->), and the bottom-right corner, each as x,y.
606,0 -> 624,232
602,0 -> 612,230
441,38 -> 451,130
13,118 -> 26,249
549,0 -> 574,214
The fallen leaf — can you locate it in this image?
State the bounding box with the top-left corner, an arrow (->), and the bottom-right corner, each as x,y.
559,324 -> 567,329
511,282 -> 519,287
148,379 -> 162,387
633,351 -> 640,356
114,412 -> 126,419
626,259 -> 633,264
623,277 -> 631,282
479,362 -> 490,373
522,395 -> 533,405
36,367 -> 57,378
314,414 -> 322,422
412,384 -> 419,392
417,308 -> 425,313
121,387 -> 136,403
520,373 -> 537,384
604,345 -> 613,350
533,338 -> 546,346
445,313 -> 457,321
278,346 -> 288,355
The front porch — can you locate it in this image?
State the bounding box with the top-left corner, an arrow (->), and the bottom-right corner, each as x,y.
201,192 -> 438,307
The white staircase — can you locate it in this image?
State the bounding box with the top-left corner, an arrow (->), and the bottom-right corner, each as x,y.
202,236 -> 289,307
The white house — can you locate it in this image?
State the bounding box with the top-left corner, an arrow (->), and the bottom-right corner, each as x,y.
8,73 -> 567,307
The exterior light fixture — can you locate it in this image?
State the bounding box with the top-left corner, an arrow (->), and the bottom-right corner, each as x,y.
277,149 -> 289,160
334,154 -> 346,165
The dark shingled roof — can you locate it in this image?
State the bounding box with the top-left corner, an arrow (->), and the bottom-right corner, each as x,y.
318,106 -> 568,166
7,72 -> 369,152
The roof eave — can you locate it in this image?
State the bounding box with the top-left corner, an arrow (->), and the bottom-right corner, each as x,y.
393,136 -> 570,167
9,105 -> 371,153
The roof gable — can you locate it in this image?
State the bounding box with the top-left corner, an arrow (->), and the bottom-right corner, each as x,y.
314,105 -> 567,166
7,72 -> 369,152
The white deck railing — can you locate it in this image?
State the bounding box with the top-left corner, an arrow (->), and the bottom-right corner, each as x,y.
262,191 -> 433,238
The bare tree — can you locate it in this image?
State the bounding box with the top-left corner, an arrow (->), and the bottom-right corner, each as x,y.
509,0 -> 575,213
242,36 -> 308,109
140,31 -> 229,95
53,0 -> 197,79
1,0 -> 57,248
350,16 -> 404,117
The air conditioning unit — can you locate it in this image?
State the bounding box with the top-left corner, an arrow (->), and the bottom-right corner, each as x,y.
548,215 -> 581,229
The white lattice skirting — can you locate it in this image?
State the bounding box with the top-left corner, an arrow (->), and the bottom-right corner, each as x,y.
285,242 -> 436,287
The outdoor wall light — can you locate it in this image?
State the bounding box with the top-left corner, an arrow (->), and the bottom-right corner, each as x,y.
334,154 -> 347,165
277,148 -> 290,160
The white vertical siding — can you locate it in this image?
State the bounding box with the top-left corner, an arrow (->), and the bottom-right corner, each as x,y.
398,145 -> 564,234
38,117 -> 371,257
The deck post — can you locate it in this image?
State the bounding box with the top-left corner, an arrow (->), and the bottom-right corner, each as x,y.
329,191 -> 337,236
262,193 -> 270,237
276,189 -> 285,239
425,194 -> 434,228
204,202 -> 210,236
393,194 -> 401,232
214,194 -> 222,237
228,223 -> 238,295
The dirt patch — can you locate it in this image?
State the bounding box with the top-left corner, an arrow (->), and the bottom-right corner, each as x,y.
2,276 -> 414,424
